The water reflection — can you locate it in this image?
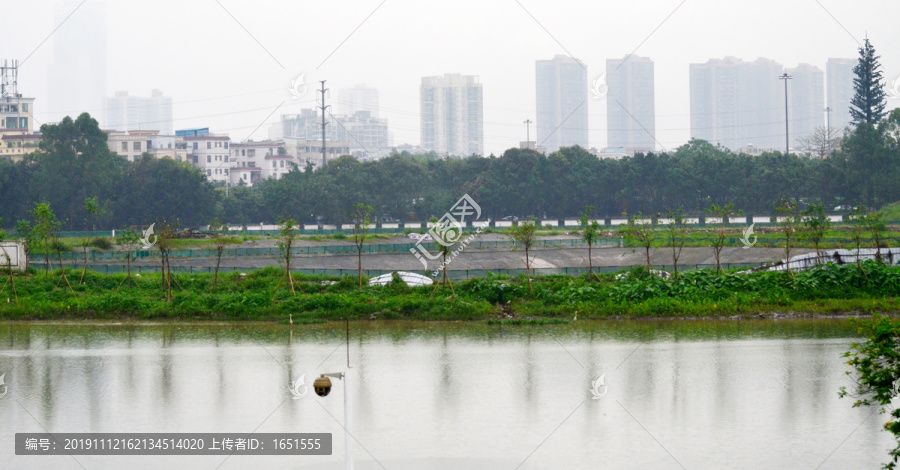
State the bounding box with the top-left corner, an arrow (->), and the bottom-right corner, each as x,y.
0,319 -> 890,470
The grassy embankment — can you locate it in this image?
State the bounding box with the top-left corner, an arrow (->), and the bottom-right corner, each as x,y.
1,261 -> 899,323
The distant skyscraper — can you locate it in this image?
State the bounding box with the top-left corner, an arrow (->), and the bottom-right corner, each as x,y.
787,64 -> 824,149
337,84 -> 380,118
690,57 -> 783,151
420,73 -> 483,156
826,58 -> 855,132
48,1 -> 107,123
606,56 -> 656,153
105,90 -> 173,134
535,55 -> 588,152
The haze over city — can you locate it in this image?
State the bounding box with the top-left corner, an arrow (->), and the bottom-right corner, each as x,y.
7,2 -> 900,470
4,0 -> 900,155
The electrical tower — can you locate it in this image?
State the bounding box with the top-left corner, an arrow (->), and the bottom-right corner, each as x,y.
318,80 -> 329,167
779,73 -> 792,156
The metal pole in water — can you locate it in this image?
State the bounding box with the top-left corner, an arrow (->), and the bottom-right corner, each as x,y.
344,367 -> 353,470
344,317 -> 353,470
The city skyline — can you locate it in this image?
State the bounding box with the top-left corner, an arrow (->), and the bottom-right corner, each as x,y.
18,51 -> 878,157
4,1 -> 899,155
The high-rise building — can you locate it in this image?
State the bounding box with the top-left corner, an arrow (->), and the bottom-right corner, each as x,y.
48,1 -> 107,123
606,56 -> 655,153
690,57 -> 783,151
787,64 -> 824,149
826,58 -> 855,132
105,90 -> 174,134
337,84 -> 380,118
280,108 -> 388,158
420,73 -> 483,156
535,55 -> 588,152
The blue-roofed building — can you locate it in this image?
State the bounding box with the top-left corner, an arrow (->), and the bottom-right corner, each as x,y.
175,127 -> 209,138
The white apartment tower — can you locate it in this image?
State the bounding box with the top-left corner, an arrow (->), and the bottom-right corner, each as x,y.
787,64 -> 825,149
535,55 -> 588,152
826,58 -> 855,133
48,1 -> 107,123
105,90 -> 174,134
337,84 -> 380,117
420,73 -> 484,156
606,55 -> 656,153
690,57 -> 784,151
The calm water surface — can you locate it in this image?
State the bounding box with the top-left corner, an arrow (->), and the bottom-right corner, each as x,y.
0,319 -> 891,469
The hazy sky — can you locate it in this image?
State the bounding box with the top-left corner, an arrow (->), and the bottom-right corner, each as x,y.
5,0 -> 900,155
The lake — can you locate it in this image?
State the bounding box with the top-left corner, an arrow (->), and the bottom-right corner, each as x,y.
0,319 -> 891,469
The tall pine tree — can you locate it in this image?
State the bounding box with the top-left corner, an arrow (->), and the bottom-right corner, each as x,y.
850,38 -> 887,126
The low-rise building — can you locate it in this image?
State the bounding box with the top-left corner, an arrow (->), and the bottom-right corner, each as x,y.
106,130 -> 188,162
229,165 -> 262,186
0,132 -> 40,162
283,137 -> 350,169
736,144 -> 776,156
229,140 -> 297,185
590,147 -> 629,160
1,95 -> 35,134
263,153 -> 298,180
106,130 -> 157,161
148,134 -> 188,161
184,134 -> 231,182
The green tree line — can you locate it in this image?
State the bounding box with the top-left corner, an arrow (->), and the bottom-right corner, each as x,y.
2,40 -> 898,230
3,110 -> 900,230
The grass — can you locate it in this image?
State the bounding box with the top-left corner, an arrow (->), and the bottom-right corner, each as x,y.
2,261 -> 900,322
299,232 -> 398,242
879,201 -> 900,222
165,237 -> 246,249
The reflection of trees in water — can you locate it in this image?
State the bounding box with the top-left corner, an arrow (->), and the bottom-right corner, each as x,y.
436,331 -> 459,416
160,328 -> 174,404
523,331 -> 536,406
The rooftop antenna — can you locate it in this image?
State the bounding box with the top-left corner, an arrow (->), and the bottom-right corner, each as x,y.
0,59 -> 19,99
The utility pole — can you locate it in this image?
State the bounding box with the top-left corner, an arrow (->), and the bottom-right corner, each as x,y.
523,119 -> 532,144
825,106 -> 832,147
779,73 -> 792,156
318,80 -> 329,167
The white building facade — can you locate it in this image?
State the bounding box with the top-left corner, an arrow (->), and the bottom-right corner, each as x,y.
420,73 -> 484,157
186,135 -> 231,182
826,58 -> 855,132
536,55 -> 589,152
606,56 -> 655,154
105,90 -> 174,135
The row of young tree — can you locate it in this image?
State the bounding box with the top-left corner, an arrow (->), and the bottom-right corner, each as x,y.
610,202 -> 888,278
2,41 -> 897,231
